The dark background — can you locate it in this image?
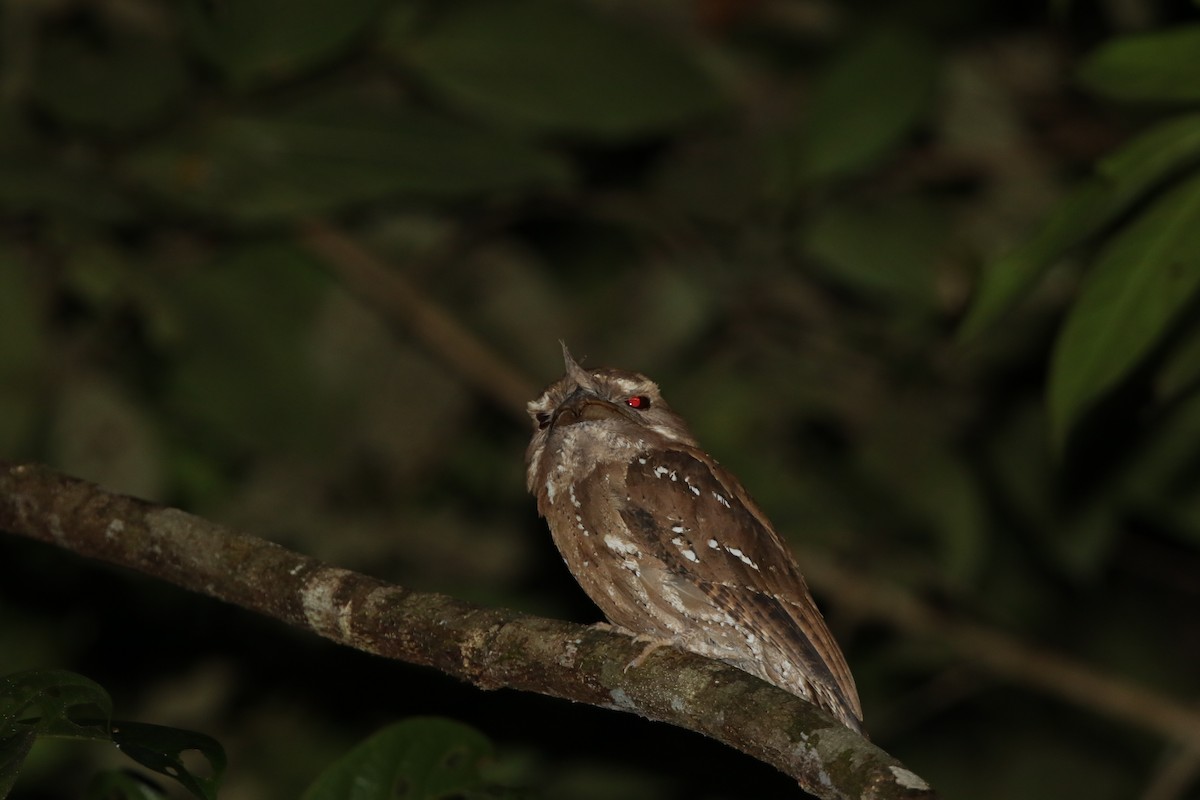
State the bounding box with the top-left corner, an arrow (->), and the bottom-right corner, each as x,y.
2,0 -> 1199,798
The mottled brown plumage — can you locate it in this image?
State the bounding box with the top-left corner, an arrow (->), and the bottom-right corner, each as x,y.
525,343 -> 864,732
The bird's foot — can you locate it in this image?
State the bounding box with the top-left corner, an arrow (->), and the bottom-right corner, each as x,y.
591,622 -> 673,672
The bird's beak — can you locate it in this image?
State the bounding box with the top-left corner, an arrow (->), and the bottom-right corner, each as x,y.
552,387 -> 623,427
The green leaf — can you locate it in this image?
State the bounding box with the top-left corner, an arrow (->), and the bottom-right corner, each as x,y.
0,116 -> 137,222
0,670 -> 113,796
302,718 -> 493,800
1097,113 -> 1200,180
1049,171 -> 1200,446
960,113 -> 1200,338
1078,25 -> 1200,104
0,252 -> 46,456
1154,315 -> 1200,401
125,89 -> 570,223
388,0 -> 724,138
1115,390 -> 1200,548
793,28 -> 938,183
111,722 -> 225,800
161,241 -> 331,452
802,198 -> 946,307
31,26 -> 187,133
0,670 -> 113,740
0,158 -> 137,223
181,0 -> 388,90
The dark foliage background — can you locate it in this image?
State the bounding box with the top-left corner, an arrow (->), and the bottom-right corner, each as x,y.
2,0 -> 1199,797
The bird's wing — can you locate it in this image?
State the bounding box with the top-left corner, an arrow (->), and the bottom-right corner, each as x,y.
616,445 -> 863,726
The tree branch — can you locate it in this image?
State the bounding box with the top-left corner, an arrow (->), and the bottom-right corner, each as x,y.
0,460 -> 935,800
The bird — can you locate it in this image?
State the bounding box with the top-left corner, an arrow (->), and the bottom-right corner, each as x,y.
525,343 -> 864,733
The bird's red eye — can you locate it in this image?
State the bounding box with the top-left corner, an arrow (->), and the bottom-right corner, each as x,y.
626,395 -> 651,410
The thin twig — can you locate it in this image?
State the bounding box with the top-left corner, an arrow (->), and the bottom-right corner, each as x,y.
797,550 -> 1200,749
297,218 -> 536,424
0,460 -> 935,800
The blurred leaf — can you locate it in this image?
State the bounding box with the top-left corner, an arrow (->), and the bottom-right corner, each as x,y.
1154,317 -> 1200,401
988,402 -> 1124,578
31,26 -> 187,133
49,373 -> 165,500
860,426 -> 989,587
309,297 -> 472,490
111,722 -> 225,800
181,0 -> 387,90
802,198 -> 945,307
125,90 -> 570,223
960,113 -> 1200,338
602,268 -> 712,364
1118,391 -> 1200,546
793,28 -> 938,183
86,771 -> 168,800
1097,113 -> 1200,180
0,253 -> 45,456
1165,477 -> 1200,546
1051,497 -> 1123,578
302,718 -> 493,800
649,136 -> 762,225
1078,25 -> 1200,103
0,117 -> 137,221
162,241 -> 331,453
1049,171 -> 1200,447
388,0 -> 724,138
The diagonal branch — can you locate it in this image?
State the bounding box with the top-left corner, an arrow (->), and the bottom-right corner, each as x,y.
0,460 -> 936,800
797,550 -> 1200,749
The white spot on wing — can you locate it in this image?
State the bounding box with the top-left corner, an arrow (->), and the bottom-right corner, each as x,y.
725,546 -> 760,570
712,492 -> 731,508
545,480 -> 557,504
671,525 -> 686,534
707,538 -> 719,549
682,549 -> 698,562
604,534 -> 639,556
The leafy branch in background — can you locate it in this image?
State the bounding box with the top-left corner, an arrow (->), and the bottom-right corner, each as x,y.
961,25 -> 1200,446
